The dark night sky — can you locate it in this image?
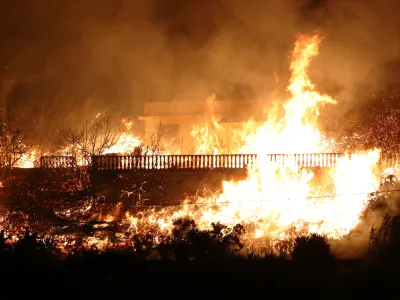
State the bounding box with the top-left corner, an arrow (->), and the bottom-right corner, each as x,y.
1,0 -> 400,142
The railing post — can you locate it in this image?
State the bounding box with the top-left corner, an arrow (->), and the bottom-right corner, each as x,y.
36,153 -> 349,171
92,155 -> 98,170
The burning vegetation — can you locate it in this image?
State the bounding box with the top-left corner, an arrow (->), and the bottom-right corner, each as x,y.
0,31 -> 400,260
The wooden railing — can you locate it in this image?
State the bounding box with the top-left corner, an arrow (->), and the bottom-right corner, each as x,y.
40,156 -> 77,169
91,153 -> 341,171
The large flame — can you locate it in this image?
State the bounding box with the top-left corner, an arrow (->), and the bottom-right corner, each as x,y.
123,33 -> 381,250
239,33 -> 336,155
190,94 -> 225,154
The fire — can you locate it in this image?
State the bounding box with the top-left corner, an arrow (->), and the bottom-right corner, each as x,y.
191,95 -> 260,155
103,118 -> 142,155
0,32 -> 386,255
14,148 -> 39,168
122,32 -> 382,251
102,133 -> 141,155
239,34 -> 335,154
190,94 -> 224,154
121,118 -> 134,131
190,36 -> 336,156
21,118 -> 143,167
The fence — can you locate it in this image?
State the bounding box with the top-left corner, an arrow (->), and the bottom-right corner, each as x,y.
12,152 -> 400,170
90,153 -> 341,171
40,156 -> 77,169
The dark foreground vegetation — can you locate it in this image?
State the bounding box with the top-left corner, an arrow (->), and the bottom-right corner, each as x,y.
0,222 -> 398,298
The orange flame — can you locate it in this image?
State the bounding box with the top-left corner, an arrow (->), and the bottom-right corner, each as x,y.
122,33 -> 382,252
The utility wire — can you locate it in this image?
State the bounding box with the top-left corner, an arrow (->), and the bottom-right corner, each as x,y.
125,188 -> 400,208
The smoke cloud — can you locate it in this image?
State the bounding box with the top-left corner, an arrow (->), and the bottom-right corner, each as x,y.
0,0 -> 400,143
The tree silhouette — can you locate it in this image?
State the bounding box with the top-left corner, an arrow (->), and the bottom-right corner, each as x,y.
292,233 -> 337,274
53,115 -> 121,165
167,218 -> 244,261
0,110 -> 32,170
0,230 -> 11,252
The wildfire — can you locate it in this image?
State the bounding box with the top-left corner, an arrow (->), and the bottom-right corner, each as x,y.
0,32 -> 387,256
122,32 -> 382,251
239,34 -> 335,154
13,148 -> 39,168
190,94 -> 224,154
13,118 -> 143,167
103,118 -> 142,155
102,133 -> 141,155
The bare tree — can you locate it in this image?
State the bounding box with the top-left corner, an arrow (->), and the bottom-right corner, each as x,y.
53,115 -> 121,164
0,73 -> 32,169
0,110 -> 31,168
141,121 -> 168,155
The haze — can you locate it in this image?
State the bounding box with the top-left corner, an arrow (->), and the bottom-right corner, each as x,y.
0,0 -> 399,143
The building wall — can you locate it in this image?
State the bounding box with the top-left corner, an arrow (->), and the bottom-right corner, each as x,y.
142,99 -> 254,117
140,99 -> 259,153
140,115 -> 206,153
144,101 -> 207,116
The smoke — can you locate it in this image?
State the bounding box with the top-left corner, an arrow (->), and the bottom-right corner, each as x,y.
0,0 -> 400,143
309,0 -> 400,123
331,210 -> 383,259
332,169 -> 400,259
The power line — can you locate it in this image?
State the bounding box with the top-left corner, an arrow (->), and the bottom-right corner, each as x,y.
126,188 -> 400,208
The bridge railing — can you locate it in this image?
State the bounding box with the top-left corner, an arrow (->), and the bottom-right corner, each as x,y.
40,156 -> 77,169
